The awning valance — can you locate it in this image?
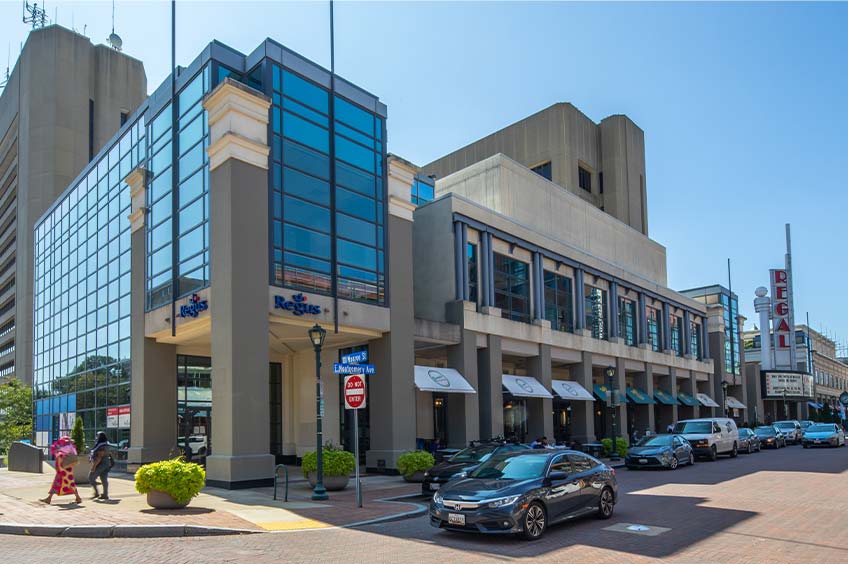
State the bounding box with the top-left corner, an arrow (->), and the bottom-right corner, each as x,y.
726,396 -> 746,409
697,393 -> 720,408
626,386 -> 655,405
654,389 -> 677,405
414,366 -> 476,394
807,401 -> 824,410
502,375 -> 553,399
677,391 -> 699,407
551,380 -> 594,401
593,384 -> 611,402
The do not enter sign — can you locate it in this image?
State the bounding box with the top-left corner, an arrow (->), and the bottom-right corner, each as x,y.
344,374 -> 367,409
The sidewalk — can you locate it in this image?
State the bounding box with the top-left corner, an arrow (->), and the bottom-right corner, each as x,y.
0,465 -> 425,537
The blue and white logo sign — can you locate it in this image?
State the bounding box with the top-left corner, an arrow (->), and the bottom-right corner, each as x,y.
334,363 -> 376,376
341,351 -> 368,365
274,293 -> 321,316
178,294 -> 208,318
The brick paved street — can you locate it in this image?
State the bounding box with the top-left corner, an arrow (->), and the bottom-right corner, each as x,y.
2,444 -> 846,563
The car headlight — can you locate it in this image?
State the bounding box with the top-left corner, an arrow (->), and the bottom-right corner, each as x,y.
487,495 -> 520,508
433,492 -> 443,504
424,471 -> 430,478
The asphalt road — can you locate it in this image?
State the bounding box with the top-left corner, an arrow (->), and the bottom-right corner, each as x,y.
3,442 -> 847,564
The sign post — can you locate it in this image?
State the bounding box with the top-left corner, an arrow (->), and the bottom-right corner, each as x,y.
343,374 -> 366,508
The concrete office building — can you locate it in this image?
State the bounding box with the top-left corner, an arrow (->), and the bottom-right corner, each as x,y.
411,153 -> 714,448
680,285 -> 752,421
0,25 -> 146,384
424,103 -> 650,236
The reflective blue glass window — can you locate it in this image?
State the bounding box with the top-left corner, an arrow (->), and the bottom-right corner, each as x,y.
335,135 -> 374,173
283,112 -> 329,153
283,140 -> 329,180
283,196 -> 330,232
283,71 -> 328,112
335,96 -> 373,134
283,167 -> 330,206
284,224 -> 331,258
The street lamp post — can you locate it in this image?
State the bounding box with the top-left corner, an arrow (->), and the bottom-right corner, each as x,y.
308,324 -> 328,501
782,389 -> 788,420
721,381 -> 729,418
605,365 -> 620,461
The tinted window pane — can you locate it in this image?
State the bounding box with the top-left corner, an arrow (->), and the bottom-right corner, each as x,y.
337,239 -> 376,270
283,196 -> 330,232
337,212 -> 375,245
336,188 -> 375,222
283,224 -> 330,258
283,97 -> 329,127
284,251 -> 331,273
335,96 -> 373,134
179,169 -> 203,209
336,162 -> 375,197
179,72 -> 204,114
283,167 -> 329,206
283,140 -> 329,180
283,71 -> 328,112
283,112 -> 329,153
335,135 -> 374,173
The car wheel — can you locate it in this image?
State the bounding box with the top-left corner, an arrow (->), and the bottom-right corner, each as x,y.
803,443 -> 808,449
747,442 -> 753,454
688,452 -> 695,465
669,456 -> 678,470
522,502 -> 547,540
597,488 -> 615,520
730,443 -> 738,458
709,446 -> 717,461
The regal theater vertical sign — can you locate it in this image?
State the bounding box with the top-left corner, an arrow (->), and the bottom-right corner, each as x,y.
769,269 -> 793,368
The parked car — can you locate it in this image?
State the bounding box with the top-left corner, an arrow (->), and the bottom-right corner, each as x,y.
737,428 -> 761,454
800,420 -> 814,431
673,418 -> 739,460
754,426 -> 786,448
422,441 -> 530,495
773,420 -> 802,445
430,450 -> 617,540
625,434 -> 694,470
801,423 -> 846,448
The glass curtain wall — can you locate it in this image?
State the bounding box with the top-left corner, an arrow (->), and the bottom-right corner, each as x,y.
33,116 -> 144,447
670,314 -> 683,356
269,65 -> 387,304
618,297 -> 637,346
722,294 -> 741,376
493,253 -> 530,322
647,306 -> 662,352
690,320 -> 702,359
544,271 -> 573,332
585,286 -> 608,340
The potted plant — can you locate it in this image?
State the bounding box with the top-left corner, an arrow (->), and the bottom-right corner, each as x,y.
301,444 -> 355,491
69,417 -> 91,485
601,437 -> 629,458
397,450 -> 434,482
135,457 -> 205,509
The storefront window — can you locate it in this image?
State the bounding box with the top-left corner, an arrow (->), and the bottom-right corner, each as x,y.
585,286 -> 608,340
690,321 -> 702,359
618,297 -> 636,346
647,306 -> 662,352
544,271 -> 573,332
467,243 -> 478,303
670,314 -> 683,356
503,397 -> 528,443
493,253 -> 530,323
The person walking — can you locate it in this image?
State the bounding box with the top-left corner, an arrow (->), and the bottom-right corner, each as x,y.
40,436 -> 82,505
89,432 -> 114,500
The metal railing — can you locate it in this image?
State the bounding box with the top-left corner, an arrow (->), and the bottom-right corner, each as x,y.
273,464 -> 288,502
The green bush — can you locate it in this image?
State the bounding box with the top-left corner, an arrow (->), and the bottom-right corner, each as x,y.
601,437 -> 628,458
301,444 -> 356,478
135,458 -> 206,505
397,450 -> 435,478
70,416 -> 85,454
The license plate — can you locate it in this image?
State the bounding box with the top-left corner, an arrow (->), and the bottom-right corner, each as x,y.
639,458 -> 648,464
448,513 -> 465,525
430,483 -> 440,491
815,439 -> 820,444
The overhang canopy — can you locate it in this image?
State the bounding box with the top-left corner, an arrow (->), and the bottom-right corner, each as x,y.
726,396 -> 746,409
626,386 -> 655,404
502,375 -> 553,399
697,393 -> 720,408
551,380 -> 594,401
654,389 -> 677,405
807,401 -> 824,410
414,366 -> 476,394
677,391 -> 699,407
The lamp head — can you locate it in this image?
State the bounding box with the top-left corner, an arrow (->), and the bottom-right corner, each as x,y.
308,324 -> 326,348
605,365 -> 615,379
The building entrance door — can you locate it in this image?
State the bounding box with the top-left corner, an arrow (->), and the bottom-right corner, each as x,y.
433,394 -> 449,447
177,355 -> 212,465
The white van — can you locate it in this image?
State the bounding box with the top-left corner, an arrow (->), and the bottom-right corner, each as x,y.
673,418 -> 739,460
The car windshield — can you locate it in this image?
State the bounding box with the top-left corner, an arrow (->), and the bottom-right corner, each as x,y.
739,429 -> 751,436
449,445 -> 497,463
674,421 -> 712,434
807,425 -> 835,433
470,454 -> 548,480
635,435 -> 673,447
755,427 -> 775,436
774,422 -> 795,429
801,421 -> 813,428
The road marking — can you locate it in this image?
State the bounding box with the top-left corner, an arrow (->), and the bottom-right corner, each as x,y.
604,522 -> 671,536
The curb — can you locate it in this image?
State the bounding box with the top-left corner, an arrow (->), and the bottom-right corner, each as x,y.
0,523 -> 260,538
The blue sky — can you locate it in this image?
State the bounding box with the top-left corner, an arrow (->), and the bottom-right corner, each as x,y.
3,1 -> 846,345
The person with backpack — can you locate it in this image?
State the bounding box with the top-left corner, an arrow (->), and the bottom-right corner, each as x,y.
89,432 -> 114,500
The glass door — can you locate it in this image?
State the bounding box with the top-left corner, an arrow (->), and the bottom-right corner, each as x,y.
177,355 -> 212,465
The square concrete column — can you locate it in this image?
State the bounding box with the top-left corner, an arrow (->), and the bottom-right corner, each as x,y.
367,183 -> 417,471
613,357 -> 628,441
477,335 -> 503,439
204,79 -> 275,488
571,352 -> 595,443
657,367 -> 678,431
125,167 -> 177,469
633,364 -> 655,434
526,345 -> 553,440
446,329 -> 480,447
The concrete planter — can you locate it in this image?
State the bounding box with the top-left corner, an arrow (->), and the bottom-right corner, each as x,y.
403,471 -> 426,483
72,459 -> 92,485
146,489 -> 189,509
306,472 -> 349,491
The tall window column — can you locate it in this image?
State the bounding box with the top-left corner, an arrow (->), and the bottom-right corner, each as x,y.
638,292 -> 648,345
662,302 -> 672,352
461,223 -> 469,301
454,222 -> 464,301
609,281 -> 620,340
574,268 -> 585,331
683,311 -> 692,356
532,252 -> 545,322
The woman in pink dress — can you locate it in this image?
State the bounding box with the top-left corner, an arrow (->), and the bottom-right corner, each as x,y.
40,436 -> 82,505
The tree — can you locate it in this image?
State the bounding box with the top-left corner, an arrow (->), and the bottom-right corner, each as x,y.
70,413 -> 85,453
0,378 -> 33,455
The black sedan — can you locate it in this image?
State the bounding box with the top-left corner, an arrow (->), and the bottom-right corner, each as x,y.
625,434 -> 694,470
422,442 -> 529,495
754,426 -> 786,448
738,428 -> 761,454
430,450 -> 617,540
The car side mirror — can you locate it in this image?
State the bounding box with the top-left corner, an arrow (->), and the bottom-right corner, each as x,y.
548,471 -> 568,481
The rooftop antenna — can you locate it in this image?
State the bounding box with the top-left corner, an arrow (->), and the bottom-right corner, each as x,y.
23,1 -> 48,28
0,45 -> 10,93
107,0 -> 123,51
